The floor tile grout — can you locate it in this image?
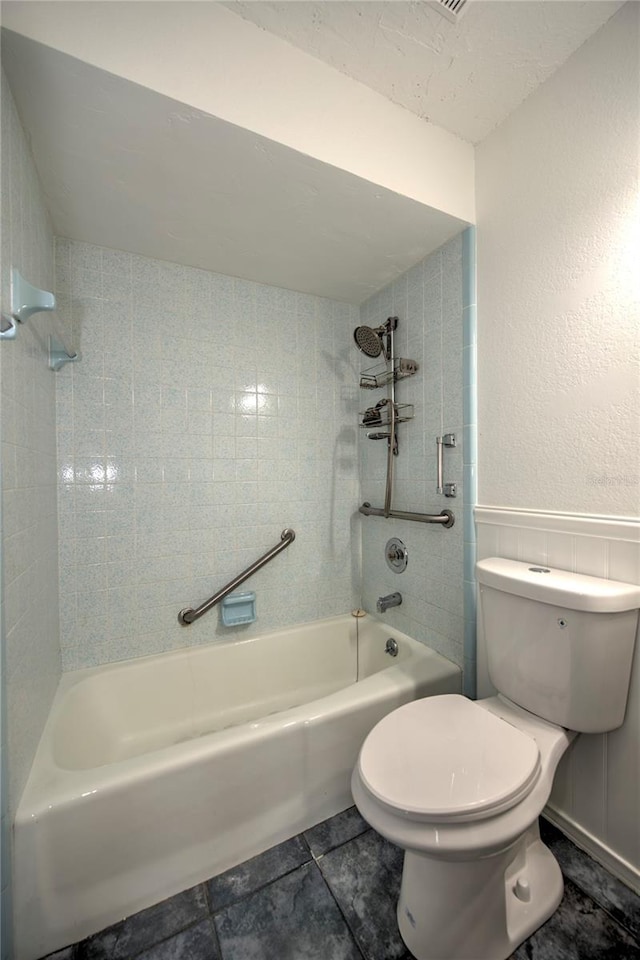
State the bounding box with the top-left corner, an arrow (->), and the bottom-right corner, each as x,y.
46,809 -> 640,960
304,826 -> 373,863
207,856 -> 316,917
539,817 -> 640,944
567,873 -> 640,946
207,910 -> 224,960
572,891 -> 640,948
313,859 -> 368,960
125,916 -> 212,960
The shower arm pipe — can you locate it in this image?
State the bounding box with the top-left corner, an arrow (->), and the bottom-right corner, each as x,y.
359,503 -> 455,528
178,528 -> 295,625
383,323 -> 396,516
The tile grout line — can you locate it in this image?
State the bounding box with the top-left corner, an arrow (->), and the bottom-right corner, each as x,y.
313,858 -> 368,960
561,875 -> 640,950
124,914 -> 213,960
206,849 -> 316,917
542,820 -> 640,944
201,881 -> 225,960
206,854 -> 365,960
305,826 -> 372,865
49,815 -> 640,959
564,876 -> 640,947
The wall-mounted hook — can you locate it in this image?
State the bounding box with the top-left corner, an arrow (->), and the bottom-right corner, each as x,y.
0,267 -> 56,340
49,336 -> 79,372
2,269 -> 56,342
0,314 -> 17,340
11,268 -> 56,323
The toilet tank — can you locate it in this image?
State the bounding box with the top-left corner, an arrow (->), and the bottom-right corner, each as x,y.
477,558 -> 640,733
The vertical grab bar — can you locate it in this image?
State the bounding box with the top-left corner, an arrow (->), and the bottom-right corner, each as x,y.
436,434 -> 456,495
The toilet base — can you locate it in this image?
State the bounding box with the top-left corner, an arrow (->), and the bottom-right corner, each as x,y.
397,823 -> 564,960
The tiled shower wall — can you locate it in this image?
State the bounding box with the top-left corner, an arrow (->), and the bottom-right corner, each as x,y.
358,234 -> 465,668
55,240 -> 360,670
0,71 -> 66,958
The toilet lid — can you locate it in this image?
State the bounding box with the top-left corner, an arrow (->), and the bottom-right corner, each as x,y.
358,695 -> 541,823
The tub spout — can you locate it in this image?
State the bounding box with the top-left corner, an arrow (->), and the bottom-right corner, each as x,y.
377,592 -> 402,613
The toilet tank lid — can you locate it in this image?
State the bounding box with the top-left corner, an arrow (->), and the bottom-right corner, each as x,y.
476,558 -> 640,613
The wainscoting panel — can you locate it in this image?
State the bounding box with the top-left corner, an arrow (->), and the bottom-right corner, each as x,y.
476,506 -> 640,892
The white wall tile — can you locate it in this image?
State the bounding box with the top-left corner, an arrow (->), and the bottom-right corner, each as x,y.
359,236 -> 465,667
1,72 -> 61,822
56,240 -> 361,668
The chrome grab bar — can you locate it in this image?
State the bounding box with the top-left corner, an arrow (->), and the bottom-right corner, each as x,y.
178,528 -> 296,625
359,503 -> 454,528
436,433 -> 456,495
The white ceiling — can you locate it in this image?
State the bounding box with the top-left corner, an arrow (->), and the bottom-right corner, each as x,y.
223,0 -> 624,143
2,2 -> 623,303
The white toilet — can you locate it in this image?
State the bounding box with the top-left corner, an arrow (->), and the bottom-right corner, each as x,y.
352,558 -> 640,960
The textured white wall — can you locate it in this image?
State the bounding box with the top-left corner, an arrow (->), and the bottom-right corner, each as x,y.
476,2 -> 639,517
2,1 -> 474,224
475,4 -> 640,889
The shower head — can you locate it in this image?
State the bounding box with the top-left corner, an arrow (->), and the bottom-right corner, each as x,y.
353,325 -> 384,358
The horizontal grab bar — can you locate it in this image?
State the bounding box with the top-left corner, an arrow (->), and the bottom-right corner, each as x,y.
179,528 -> 296,625
359,503 -> 454,528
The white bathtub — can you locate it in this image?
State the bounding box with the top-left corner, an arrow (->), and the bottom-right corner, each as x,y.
14,613 -> 460,960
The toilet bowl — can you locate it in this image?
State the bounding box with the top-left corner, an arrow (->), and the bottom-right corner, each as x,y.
352,559 -> 640,960
351,693 -> 573,960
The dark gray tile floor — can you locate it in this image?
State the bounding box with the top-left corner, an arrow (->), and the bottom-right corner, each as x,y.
44,810 -> 640,960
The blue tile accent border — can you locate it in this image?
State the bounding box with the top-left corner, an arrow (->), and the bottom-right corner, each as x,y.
462,228 -> 477,312
462,227 -> 477,700
1,517 -> 10,960
462,308 -> 476,349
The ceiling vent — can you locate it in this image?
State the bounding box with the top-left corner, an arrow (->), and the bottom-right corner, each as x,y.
428,0 -> 471,24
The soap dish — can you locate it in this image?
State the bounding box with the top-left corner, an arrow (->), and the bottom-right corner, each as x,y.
221,591 -> 257,626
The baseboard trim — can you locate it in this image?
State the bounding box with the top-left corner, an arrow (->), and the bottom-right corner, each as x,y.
544,804 -> 640,896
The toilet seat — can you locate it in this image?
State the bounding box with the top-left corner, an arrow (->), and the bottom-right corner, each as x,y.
358,694 -> 541,823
